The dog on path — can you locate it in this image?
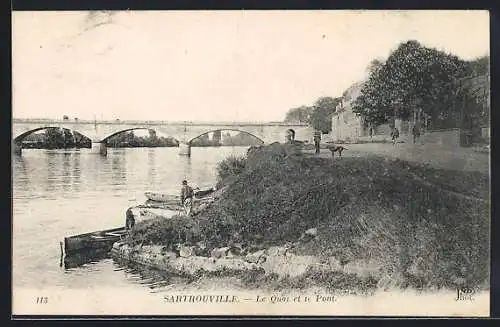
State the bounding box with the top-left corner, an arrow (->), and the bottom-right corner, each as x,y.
327,145 -> 347,158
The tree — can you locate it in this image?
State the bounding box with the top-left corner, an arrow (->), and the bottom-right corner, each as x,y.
284,106 -> 313,124
221,132 -> 262,146
148,129 -> 157,142
73,131 -> 91,147
309,97 -> 341,133
366,58 -> 384,75
191,133 -> 211,147
353,40 -> 470,128
467,55 -> 489,76
43,128 -> 75,148
62,129 -> 75,147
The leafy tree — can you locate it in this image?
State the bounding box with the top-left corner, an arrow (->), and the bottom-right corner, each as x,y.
284,106 -> 313,124
106,130 -> 178,147
23,131 -> 46,142
365,58 -> 384,75
353,40 -> 470,128
467,55 -> 489,76
73,131 -> 91,147
221,132 -> 263,146
309,97 -> 341,133
148,129 -> 158,142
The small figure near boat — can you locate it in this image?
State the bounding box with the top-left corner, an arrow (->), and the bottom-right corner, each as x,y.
180,180 -> 194,217
125,207 -> 135,230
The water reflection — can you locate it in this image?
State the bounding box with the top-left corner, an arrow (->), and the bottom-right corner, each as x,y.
45,152 -> 58,194
12,156 -> 30,194
73,152 -> 81,193
112,257 -> 187,291
180,155 -> 192,182
63,250 -> 111,270
147,148 -> 156,183
61,152 -> 71,193
87,152 -> 108,191
111,150 -> 127,186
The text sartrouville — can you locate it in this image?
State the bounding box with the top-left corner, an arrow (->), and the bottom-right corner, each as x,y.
164,295 -> 239,303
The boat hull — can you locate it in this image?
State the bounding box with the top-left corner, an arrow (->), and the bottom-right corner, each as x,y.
194,188 -> 215,198
144,192 -> 178,202
144,187 -> 214,203
64,227 -> 128,255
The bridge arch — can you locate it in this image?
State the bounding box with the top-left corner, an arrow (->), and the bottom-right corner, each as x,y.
13,126 -> 92,144
100,127 -> 180,144
187,129 -> 265,145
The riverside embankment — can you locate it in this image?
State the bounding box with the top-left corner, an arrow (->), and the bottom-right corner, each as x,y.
111,143 -> 490,293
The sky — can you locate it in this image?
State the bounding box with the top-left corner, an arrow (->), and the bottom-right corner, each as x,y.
12,10 -> 489,122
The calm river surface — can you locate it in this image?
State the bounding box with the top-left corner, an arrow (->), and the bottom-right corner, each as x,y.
12,146 -> 249,290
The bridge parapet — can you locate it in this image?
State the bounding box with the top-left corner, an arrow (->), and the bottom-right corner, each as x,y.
12,118 -> 314,156
13,118 -> 309,126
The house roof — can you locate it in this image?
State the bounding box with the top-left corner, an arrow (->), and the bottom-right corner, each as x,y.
335,80 -> 367,114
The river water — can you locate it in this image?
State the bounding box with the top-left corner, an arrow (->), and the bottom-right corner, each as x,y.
12,146 -> 248,291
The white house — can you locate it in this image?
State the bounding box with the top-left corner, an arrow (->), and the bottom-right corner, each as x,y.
331,81 -> 367,142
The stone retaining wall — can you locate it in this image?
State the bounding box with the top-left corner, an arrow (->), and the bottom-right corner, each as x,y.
110,242 -> 381,281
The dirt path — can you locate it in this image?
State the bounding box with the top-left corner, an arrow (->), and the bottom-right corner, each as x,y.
407,172 -> 489,203
305,142 -> 489,174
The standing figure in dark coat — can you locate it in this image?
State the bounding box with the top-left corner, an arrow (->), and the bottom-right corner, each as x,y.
313,131 -> 321,154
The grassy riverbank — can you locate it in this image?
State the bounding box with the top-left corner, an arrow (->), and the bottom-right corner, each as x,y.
128,143 -> 489,291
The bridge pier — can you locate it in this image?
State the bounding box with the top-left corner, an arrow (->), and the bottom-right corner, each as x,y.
12,141 -> 22,156
90,142 -> 107,156
178,142 -> 191,156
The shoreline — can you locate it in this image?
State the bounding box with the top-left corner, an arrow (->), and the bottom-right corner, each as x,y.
110,241 -> 382,294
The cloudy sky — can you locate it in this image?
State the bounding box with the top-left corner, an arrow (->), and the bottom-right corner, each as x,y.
12,10 -> 489,122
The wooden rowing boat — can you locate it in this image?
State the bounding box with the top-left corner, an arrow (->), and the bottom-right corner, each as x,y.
144,192 -> 178,202
63,226 -> 128,256
144,187 -> 215,203
194,187 -> 216,198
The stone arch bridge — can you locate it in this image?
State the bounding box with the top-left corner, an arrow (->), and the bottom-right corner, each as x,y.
12,118 -> 313,156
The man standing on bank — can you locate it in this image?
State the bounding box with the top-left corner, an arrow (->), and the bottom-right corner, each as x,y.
125,208 -> 135,230
412,123 -> 421,144
313,130 -> 322,155
180,180 -> 194,217
390,127 -> 400,146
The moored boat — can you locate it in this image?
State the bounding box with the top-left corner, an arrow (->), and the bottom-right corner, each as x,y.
63,227 -> 128,256
144,187 -> 215,203
144,192 -> 178,202
194,187 -> 216,198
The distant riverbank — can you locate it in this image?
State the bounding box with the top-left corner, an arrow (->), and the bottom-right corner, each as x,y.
21,128 -> 262,149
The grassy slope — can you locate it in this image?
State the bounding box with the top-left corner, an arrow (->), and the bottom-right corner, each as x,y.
129,143 -> 489,290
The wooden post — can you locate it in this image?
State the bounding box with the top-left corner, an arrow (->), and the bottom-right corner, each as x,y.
59,241 -> 64,267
